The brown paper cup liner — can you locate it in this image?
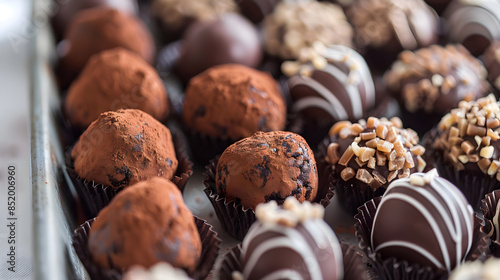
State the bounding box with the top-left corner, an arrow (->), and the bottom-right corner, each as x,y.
202,156 -> 334,241
480,190 -> 500,257
72,216 -> 221,280
217,242 -> 368,280
185,128 -> 237,166
64,127 -> 193,219
354,197 -> 487,280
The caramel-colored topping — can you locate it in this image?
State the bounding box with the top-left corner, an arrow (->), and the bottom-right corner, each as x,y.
356,169 -> 373,184
326,143 -> 340,164
338,146 -> 354,166
341,167 -> 355,181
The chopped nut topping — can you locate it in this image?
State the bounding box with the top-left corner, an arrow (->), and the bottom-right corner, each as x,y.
360,131 -> 376,140
341,167 -> 355,181
417,156 -> 426,172
467,124 -> 487,136
488,160 -> 500,175
329,121 -> 352,136
366,117 -> 379,128
461,141 -> 475,155
368,157 -> 376,169
351,123 -> 364,135
478,158 -> 492,173
480,146 -> 494,159
355,157 -> 366,167
326,143 -> 340,164
410,145 -> 425,156
377,140 -> 394,153
359,147 -> 376,162
338,146 -> 354,166
387,171 -> 398,182
351,142 -> 361,156
356,169 -> 373,184
394,141 -> 406,157
365,138 -> 379,148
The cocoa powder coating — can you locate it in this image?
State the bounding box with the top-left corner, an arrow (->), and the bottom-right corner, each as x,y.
71,109 -> 178,189
216,131 -> 318,210
182,64 -> 286,140
88,177 -> 201,273
65,48 -> 169,128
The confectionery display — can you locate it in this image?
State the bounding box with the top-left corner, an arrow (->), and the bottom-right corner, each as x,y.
182,64 -> 286,140
371,170 -> 474,271
443,0 -> 500,56
88,177 -> 202,273
216,131 -> 318,210
385,44 -> 489,135
64,48 -> 169,128
262,1 -> 353,60
448,258 -> 500,280
483,41 -> 500,93
173,13 -> 262,82
71,109 -> 178,189
238,197 -> 344,280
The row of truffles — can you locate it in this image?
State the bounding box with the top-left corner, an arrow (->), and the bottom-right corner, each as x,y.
325,117 -> 426,190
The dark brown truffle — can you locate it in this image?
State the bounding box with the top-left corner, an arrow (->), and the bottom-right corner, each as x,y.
236,0 -> 281,23
182,64 -> 286,140
174,13 -> 262,83
216,131 -> 318,210
64,48 -> 169,128
58,8 -> 155,86
483,41 -> 500,93
88,177 -> 201,273
71,109 -> 178,189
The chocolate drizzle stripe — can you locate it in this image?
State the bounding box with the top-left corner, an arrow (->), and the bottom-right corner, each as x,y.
291,97 -> 342,120
323,63 -> 363,118
447,5 -> 500,41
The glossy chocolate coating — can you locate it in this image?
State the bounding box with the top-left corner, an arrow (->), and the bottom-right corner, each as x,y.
174,13 -> 262,82
482,190 -> 500,244
371,171 -> 474,271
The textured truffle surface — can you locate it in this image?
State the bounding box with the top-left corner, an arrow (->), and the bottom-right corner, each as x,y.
182,64 -> 286,140
174,13 -> 262,82
65,48 -> 169,128
216,131 -> 318,210
483,41 -> 500,92
60,8 -> 155,77
263,1 -> 353,60
371,171 -> 474,271
71,109 -> 178,189
88,177 -> 201,272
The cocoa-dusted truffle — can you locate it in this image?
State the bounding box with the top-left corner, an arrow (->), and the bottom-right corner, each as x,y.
444,0 -> 500,56
174,13 -> 262,83
151,0 -> 238,41
71,109 -> 178,189
88,177 -> 201,273
239,197 -> 343,279
216,131 -> 318,210
371,170 -> 474,271
263,1 -> 353,60
182,64 -> 286,140
59,8 -> 155,85
385,45 -> 489,135
64,48 -> 169,128
483,41 -> 500,92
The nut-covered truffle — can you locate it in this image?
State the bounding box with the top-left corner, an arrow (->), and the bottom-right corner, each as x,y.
71,109 -> 178,189
174,13 -> 262,82
326,117 -> 426,190
483,41 -> 500,92
371,170 -> 474,271
263,1 -> 353,60
64,48 -> 169,128
444,0 -> 500,56
216,131 -> 318,210
88,177 -> 201,273
182,64 -> 286,140
238,197 -> 343,280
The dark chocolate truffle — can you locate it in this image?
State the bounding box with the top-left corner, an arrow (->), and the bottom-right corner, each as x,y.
182,64 -> 286,140
64,48 -> 169,128
239,197 -> 343,280
385,45 -> 489,135
216,131 -> 318,210
371,170 -> 474,271
483,41 -> 500,92
88,177 -> 201,273
51,0 -> 137,40
174,13 -> 262,82
283,43 -> 376,125
59,8 -> 155,84
263,1 -> 353,60
71,109 -> 178,189
444,0 -> 500,56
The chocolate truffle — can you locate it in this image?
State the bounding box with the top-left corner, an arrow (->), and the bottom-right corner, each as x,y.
71,109 -> 178,189
283,43 -> 376,126
151,0 -> 238,41
385,44 -> 489,135
182,64 -> 286,140
483,41 -> 500,93
444,0 -> 500,56
346,0 -> 438,70
174,13 -> 262,83
216,131 -> 318,210
88,177 -> 201,273
449,258 -> 500,280
263,1 -> 353,60
64,48 -> 169,128
51,0 -> 137,40
239,197 -> 343,280
371,170 -> 474,271
58,8 -> 155,86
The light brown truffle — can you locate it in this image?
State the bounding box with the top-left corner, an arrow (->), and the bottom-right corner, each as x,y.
88,177 -> 201,273
65,48 -> 169,128
182,64 -> 286,140
71,109 -> 178,189
216,131 -> 318,210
